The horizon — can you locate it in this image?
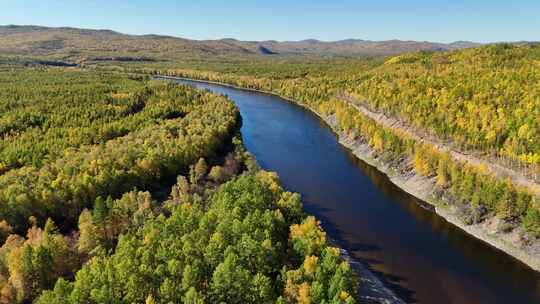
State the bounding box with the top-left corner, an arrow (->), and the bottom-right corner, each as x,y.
1,24 -> 490,44
1,2 -> 540,304
1,1 -> 539,43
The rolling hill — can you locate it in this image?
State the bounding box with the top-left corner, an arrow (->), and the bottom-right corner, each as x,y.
0,25 -> 480,62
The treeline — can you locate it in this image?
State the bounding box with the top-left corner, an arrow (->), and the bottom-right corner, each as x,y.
135,44 -> 540,237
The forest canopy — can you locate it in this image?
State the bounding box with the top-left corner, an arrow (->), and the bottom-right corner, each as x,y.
139,43 -> 540,239
0,65 -> 357,303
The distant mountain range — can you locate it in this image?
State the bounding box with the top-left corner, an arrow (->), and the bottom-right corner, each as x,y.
252,38 -> 480,56
0,25 -> 482,61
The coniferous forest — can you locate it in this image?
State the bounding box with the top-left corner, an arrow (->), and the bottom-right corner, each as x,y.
0,66 -> 356,303
0,22 -> 540,304
146,43 -> 540,238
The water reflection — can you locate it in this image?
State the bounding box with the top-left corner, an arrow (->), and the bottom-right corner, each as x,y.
169,77 -> 540,304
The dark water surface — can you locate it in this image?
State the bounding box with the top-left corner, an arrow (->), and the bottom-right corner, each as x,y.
171,78 -> 540,304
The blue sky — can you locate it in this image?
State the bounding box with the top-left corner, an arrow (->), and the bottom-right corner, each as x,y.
1,0 -> 539,43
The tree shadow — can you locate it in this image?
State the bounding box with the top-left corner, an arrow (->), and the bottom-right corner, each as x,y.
302,200 -> 418,303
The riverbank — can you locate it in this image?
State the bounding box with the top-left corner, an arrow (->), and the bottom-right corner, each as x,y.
157,75 -> 540,296
321,103 -> 540,274
314,98 -> 540,274
333,124 -> 540,273
156,76 -> 405,303
338,94 -> 540,196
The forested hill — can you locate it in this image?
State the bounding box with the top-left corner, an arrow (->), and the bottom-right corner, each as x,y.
0,25 -> 479,62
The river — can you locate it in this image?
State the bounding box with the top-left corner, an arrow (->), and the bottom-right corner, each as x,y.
169,78 -> 540,304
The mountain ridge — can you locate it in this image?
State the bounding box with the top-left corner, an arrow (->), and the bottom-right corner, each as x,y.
0,24 -> 481,60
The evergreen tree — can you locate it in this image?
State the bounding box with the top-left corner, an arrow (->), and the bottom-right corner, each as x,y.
92,196 -> 109,225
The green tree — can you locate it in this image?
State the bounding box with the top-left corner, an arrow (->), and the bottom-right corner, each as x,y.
210,253 -> 253,303
43,218 -> 59,247
33,246 -> 55,297
523,205 -> 540,237
190,158 -> 208,184
77,209 -> 100,254
184,287 -> 205,304
93,196 -> 109,225
208,166 -> 226,183
35,278 -> 73,304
